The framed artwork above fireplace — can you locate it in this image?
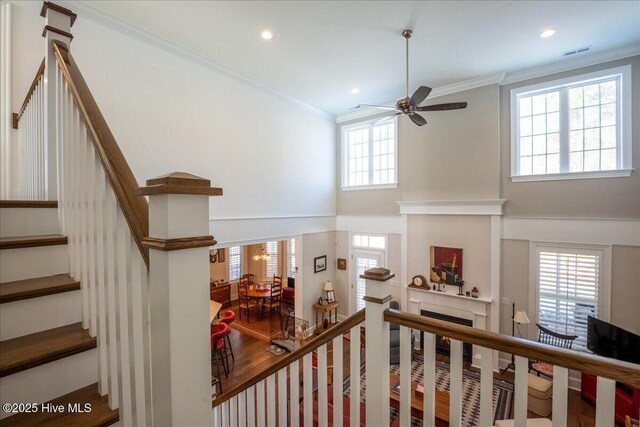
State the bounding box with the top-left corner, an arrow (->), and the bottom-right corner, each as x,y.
430,246 -> 463,285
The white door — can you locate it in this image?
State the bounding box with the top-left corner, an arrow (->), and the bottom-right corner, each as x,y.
351,249 -> 383,313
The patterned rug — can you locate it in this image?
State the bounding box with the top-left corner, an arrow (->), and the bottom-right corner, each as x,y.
342,354 -> 513,426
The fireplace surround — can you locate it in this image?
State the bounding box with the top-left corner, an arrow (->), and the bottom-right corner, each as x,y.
420,310 -> 473,363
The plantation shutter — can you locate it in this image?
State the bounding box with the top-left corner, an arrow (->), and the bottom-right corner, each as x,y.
266,241 -> 278,278
288,238 -> 296,277
356,257 -> 378,311
228,246 -> 241,281
537,248 -> 600,350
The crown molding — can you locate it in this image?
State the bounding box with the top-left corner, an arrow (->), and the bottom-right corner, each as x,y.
54,1 -> 335,122
397,199 -> 506,216
501,43 -> 640,85
336,72 -> 505,124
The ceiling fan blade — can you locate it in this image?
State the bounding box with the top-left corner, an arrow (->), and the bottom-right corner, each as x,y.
409,113 -> 427,126
416,102 -> 468,112
355,104 -> 399,111
371,112 -> 401,125
409,86 -> 432,107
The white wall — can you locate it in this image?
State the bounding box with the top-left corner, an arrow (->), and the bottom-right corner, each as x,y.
8,2 -> 336,232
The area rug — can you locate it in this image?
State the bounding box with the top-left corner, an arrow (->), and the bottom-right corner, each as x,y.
342,355 -> 513,426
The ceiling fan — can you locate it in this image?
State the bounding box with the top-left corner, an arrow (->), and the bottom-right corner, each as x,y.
355,29 -> 467,126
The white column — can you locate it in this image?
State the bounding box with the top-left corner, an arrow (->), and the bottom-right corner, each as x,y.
137,172 -> 222,426
41,2 -> 75,200
363,267 -> 394,426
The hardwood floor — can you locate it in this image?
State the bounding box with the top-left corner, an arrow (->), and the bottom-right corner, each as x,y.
215,329 -> 597,426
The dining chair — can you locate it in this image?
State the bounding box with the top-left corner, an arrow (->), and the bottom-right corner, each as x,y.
262,275 -> 282,320
242,273 -> 255,286
238,279 -> 258,322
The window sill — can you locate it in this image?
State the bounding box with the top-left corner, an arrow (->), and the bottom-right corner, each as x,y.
341,183 -> 398,191
511,169 -> 633,183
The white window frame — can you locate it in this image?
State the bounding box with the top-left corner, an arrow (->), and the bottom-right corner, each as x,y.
528,241 -> 611,349
341,116 -> 399,190
510,65 -> 632,182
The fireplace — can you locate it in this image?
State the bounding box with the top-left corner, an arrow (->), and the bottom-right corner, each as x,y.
420,310 -> 473,363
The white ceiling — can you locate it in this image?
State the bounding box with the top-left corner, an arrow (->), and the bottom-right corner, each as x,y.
84,1 -> 640,117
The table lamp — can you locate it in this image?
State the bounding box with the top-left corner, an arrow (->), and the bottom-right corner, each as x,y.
323,281 -> 333,296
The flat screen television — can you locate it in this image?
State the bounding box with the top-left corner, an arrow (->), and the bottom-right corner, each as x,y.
587,316 -> 640,365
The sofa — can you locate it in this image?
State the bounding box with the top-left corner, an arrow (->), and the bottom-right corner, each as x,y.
389,300 -> 415,364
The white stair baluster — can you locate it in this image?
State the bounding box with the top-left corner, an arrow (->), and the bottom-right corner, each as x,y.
116,208 -> 134,425
552,366 -> 568,427
332,335 -> 343,426
87,143 -> 97,337
349,325 -> 361,427
130,244 -> 148,426
267,374 -> 276,427
595,376 -> 616,427
514,355 -> 528,427
399,326 -> 412,427
479,346 -> 494,427
318,343 -> 329,426
256,379 -> 266,427
238,390 -> 247,427
94,153 -> 109,396
105,186 -> 120,409
303,352 -> 313,427
449,339 -> 463,427
278,367 -> 287,427
289,360 -> 300,427
247,384 -> 256,427
230,395 -> 237,427
423,332 -> 436,427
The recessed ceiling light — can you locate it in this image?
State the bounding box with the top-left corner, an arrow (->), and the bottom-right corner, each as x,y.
540,29 -> 556,39
261,30 -> 273,40
351,87 -> 360,95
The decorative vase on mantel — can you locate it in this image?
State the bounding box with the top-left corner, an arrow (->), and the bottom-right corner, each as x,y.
471,287 -> 479,298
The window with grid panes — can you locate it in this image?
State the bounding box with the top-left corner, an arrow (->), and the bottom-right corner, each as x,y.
511,66 -> 631,181
288,239 -> 296,277
228,246 -> 241,281
266,241 -> 278,278
342,118 -> 397,189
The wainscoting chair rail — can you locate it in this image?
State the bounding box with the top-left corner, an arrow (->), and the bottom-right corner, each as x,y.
384,308 -> 640,387
51,40 -> 149,267
212,308 -> 365,407
13,58 -> 45,129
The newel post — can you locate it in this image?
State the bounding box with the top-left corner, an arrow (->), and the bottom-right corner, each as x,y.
41,2 -> 75,200
363,267 -> 394,425
136,172 -> 223,426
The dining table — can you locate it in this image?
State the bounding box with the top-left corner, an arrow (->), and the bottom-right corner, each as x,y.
246,284 -> 271,320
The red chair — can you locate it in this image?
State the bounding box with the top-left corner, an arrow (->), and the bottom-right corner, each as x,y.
220,310 -> 236,363
211,322 -> 229,379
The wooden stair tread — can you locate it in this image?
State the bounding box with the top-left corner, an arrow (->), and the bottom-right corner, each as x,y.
0,200 -> 58,208
0,234 -> 68,250
0,274 -> 80,303
0,383 -> 118,426
0,323 -> 96,377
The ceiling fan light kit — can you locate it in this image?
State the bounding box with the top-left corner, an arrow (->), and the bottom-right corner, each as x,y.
356,29 -> 468,126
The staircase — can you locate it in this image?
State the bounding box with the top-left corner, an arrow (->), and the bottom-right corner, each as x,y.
0,201 -> 118,425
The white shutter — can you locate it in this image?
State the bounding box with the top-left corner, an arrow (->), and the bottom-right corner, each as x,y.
288,238 -> 296,277
228,246 -> 241,281
266,241 -> 278,278
356,257 -> 378,311
537,248 -> 601,350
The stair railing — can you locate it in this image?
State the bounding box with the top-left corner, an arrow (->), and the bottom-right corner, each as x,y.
11,59 -> 46,199
212,309 -> 366,427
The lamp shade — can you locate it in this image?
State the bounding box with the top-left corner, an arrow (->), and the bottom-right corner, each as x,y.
513,310 -> 530,324
323,281 -> 333,291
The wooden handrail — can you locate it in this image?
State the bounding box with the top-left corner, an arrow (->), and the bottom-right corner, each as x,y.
51,40 -> 149,267
385,309 -> 640,388
212,309 -> 366,407
13,58 -> 45,129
